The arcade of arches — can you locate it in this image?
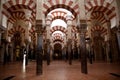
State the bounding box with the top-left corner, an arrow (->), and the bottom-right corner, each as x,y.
0,0 -> 120,80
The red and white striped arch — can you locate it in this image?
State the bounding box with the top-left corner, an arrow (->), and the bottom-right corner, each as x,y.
50,26 -> 67,34
2,0 -> 36,19
43,0 -> 79,17
91,26 -> 107,36
91,11 -> 107,25
29,26 -> 35,36
8,11 -> 26,24
8,25 -> 25,36
72,26 -> 78,33
85,0 -> 116,20
52,32 -> 62,37
52,36 -> 64,43
51,11 -> 67,22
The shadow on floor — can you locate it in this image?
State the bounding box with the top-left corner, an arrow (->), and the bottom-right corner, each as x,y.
3,76 -> 15,80
110,73 -> 120,77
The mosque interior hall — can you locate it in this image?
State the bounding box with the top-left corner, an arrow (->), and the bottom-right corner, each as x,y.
0,0 -> 120,80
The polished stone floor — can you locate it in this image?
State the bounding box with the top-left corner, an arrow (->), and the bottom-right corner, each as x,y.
0,60 -> 120,80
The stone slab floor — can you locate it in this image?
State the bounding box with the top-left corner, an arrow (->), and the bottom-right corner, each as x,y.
0,61 -> 120,80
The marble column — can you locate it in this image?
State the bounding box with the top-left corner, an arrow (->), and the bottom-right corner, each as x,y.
78,46 -> 81,61
67,39 -> 72,65
25,42 -> 30,65
117,27 -> 120,61
10,44 -> 14,62
79,24 -> 87,74
66,15 -> 73,65
106,22 -> 112,63
0,43 -> 5,64
50,47 -> 53,61
36,32 -> 43,75
0,33 -> 1,45
63,47 -> 67,61
36,21 -> 44,75
46,39 -> 50,65
46,15 -> 52,39
0,33 -> 2,63
46,15 -> 52,65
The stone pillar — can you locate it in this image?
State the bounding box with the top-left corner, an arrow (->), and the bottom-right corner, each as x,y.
0,33 -> 2,63
46,39 -> 50,65
66,15 -> 73,65
105,41 -> 110,62
0,42 -> 5,64
116,0 -> 120,21
0,33 -> 1,45
3,41 -> 8,64
46,15 -> 52,39
36,20 -> 44,75
46,15 -> 52,65
10,43 -> 14,62
0,44 -> 5,63
117,32 -> 120,51
117,27 -> 120,61
67,39 -> 72,65
78,46 -> 81,61
78,24 -> 87,74
25,41 -> 30,65
50,46 -> 53,61
63,47 -> 66,61
106,21 -> 112,63
72,36 -> 75,59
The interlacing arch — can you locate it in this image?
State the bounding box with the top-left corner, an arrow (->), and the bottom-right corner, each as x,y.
72,26 -> 78,33
52,34 -> 64,42
50,26 -> 67,34
51,11 -> 67,22
29,27 -> 35,36
8,11 -> 26,24
91,26 -> 107,36
8,25 -> 25,36
2,0 -> 37,44
91,11 -> 107,26
43,0 -> 79,17
85,0 -> 116,20
2,0 -> 36,19
44,0 -> 79,47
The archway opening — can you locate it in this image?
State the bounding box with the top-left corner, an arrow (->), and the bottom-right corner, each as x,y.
53,43 -> 62,60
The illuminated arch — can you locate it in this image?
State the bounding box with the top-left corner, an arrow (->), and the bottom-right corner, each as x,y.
43,0 -> 79,17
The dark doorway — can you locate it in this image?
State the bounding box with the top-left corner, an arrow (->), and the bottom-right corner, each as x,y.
53,43 -> 62,60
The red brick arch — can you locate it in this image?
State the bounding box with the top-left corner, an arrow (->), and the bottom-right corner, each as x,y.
8,11 -> 26,24
91,26 -> 107,36
91,11 -> 107,25
85,0 -> 116,20
2,0 -> 36,18
43,0 -> 79,17
51,11 -> 67,22
8,25 -> 25,36
50,26 -> 67,34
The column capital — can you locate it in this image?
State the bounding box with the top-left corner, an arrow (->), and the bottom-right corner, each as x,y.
46,15 -> 52,26
36,20 -> 45,35
77,23 -> 87,34
24,9 -> 32,20
66,15 -> 73,26
46,39 -> 50,44
66,15 -> 73,20
67,39 -> 72,45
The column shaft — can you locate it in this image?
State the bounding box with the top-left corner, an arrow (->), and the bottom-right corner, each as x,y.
80,33 -> 87,74
36,34 -> 43,75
